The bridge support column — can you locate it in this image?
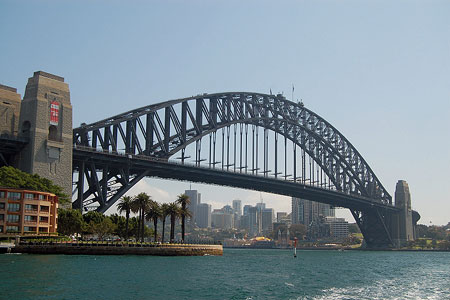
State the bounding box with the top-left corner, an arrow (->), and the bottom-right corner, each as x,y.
390,180 -> 416,247
18,72 -> 72,207
352,209 -> 393,248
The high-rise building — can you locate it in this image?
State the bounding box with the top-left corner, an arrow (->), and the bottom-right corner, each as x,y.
255,202 -> 266,211
277,212 -> 287,223
211,209 -> 233,229
247,206 -> 258,235
196,203 -> 211,228
231,200 -> 242,229
292,197 -> 335,226
261,208 -> 274,232
185,189 -> 201,223
243,205 -> 252,217
232,199 -> 242,216
320,203 -> 335,218
222,205 -> 233,214
291,197 -> 304,224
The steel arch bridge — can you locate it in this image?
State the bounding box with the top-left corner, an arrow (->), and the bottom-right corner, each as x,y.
72,92 -> 399,247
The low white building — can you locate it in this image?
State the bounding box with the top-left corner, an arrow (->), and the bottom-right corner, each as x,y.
325,217 -> 349,238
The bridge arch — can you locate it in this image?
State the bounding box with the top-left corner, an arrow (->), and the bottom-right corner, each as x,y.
73,92 -> 396,247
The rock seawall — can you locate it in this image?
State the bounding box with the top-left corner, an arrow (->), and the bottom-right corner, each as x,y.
13,243 -> 223,256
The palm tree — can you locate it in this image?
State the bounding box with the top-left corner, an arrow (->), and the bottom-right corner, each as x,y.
117,195 -> 132,240
132,192 -> 152,242
167,202 -> 180,243
160,203 -> 170,243
176,194 -> 191,242
130,196 -> 141,240
146,201 -> 161,242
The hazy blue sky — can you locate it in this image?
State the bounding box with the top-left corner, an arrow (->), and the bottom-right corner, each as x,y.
1,0 -> 449,224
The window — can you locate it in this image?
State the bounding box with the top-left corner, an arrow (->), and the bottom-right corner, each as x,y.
21,121 -> 31,137
40,206 -> 49,212
38,194 -> 45,200
25,204 -> 38,211
0,225 -> 3,232
8,203 -> 20,212
39,216 -> 49,223
0,191 -> 5,198
0,214 -> 3,220
24,226 -> 36,232
7,192 -> 21,200
39,227 -> 47,232
6,226 -> 19,233
48,125 -> 58,141
7,214 -> 20,223
24,193 -> 34,200
0,202 -> 5,210
25,215 -> 37,222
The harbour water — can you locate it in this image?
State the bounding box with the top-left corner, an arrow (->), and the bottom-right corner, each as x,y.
1,249 -> 449,300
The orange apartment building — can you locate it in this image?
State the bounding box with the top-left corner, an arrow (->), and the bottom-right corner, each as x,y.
0,188 -> 58,236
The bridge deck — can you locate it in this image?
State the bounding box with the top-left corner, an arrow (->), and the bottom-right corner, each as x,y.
73,146 -> 399,213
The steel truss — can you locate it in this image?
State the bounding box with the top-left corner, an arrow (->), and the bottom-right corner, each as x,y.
73,92 -> 397,247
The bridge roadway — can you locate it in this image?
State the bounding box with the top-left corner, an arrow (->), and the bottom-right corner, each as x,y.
73,146 -> 400,214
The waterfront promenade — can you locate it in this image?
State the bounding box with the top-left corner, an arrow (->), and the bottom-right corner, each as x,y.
5,241 -> 222,256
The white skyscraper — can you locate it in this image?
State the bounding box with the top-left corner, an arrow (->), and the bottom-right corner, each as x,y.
185,189 -> 201,224
232,199 -> 242,216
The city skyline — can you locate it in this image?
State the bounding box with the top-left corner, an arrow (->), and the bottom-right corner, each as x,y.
1,1 -> 449,225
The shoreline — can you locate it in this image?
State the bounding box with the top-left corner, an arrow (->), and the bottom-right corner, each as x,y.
2,242 -> 223,256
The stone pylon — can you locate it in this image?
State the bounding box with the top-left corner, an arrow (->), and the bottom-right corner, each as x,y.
391,180 -> 414,247
17,71 -> 72,205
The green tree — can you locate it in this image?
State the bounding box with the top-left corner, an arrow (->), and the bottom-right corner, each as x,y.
167,202 -> 180,242
146,201 -> 161,242
117,195 -> 132,240
108,213 -> 127,238
160,203 -> 170,243
417,238 -> 428,249
57,208 -> 84,236
176,194 -> 191,242
81,211 -> 107,237
348,223 -> 361,234
89,217 -> 116,240
83,211 -> 105,225
127,217 -> 139,240
437,240 -> 450,250
0,166 -> 70,204
289,224 -> 307,240
272,223 -> 288,239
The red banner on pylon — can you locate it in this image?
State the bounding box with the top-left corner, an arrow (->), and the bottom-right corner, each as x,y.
50,101 -> 59,125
